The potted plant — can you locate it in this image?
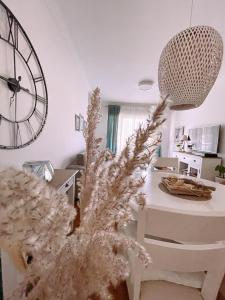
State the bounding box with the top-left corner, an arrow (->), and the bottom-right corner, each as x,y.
215,164 -> 225,184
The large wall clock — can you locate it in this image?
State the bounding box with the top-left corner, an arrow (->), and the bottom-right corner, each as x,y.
0,0 -> 48,149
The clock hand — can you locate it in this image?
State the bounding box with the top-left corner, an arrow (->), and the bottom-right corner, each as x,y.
10,76 -> 21,107
13,46 -> 17,123
10,91 -> 15,106
0,75 -> 19,109
19,85 -> 37,97
0,75 -> 29,91
0,74 -> 45,103
19,85 -> 46,103
13,44 -> 16,79
0,75 -> 12,84
0,75 -> 20,89
0,74 -> 31,95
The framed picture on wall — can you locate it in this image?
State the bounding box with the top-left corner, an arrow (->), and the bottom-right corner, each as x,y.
79,114 -> 84,131
75,114 -> 80,131
174,126 -> 184,142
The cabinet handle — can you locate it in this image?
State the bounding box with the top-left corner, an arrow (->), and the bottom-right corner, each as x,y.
194,160 -> 196,162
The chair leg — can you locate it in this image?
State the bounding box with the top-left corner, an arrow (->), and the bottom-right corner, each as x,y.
133,278 -> 141,300
202,270 -> 224,300
132,259 -> 142,300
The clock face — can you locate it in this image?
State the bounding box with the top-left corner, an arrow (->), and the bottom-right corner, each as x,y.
0,0 -> 48,149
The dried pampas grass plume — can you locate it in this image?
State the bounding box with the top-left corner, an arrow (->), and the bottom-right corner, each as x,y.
0,169 -> 76,271
0,88 -> 167,300
79,87 -> 103,219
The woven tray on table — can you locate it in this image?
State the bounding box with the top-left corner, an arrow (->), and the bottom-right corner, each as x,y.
161,176 -> 216,200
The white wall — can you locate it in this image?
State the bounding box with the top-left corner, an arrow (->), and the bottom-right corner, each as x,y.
0,0 -> 90,170
167,0 -> 225,160
169,76 -> 225,160
160,107 -> 173,157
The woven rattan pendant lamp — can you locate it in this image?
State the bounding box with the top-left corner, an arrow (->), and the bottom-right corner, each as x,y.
158,1 -> 223,110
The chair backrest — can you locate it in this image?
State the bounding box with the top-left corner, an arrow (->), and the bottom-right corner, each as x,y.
143,238 -> 225,273
142,238 -> 225,300
130,201 -> 225,243
153,157 -> 179,173
128,203 -> 225,300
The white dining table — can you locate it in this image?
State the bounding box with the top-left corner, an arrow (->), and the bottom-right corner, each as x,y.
140,170 -> 225,217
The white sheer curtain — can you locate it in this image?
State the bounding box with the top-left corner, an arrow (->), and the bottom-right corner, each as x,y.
117,104 -> 151,153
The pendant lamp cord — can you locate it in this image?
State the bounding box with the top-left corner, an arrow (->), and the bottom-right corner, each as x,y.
189,0 -> 194,27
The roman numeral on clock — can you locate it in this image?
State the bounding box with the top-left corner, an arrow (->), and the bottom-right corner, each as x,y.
26,120 -> 36,141
7,12 -> 18,49
34,109 -> 44,122
36,95 -> 47,104
34,76 -> 44,83
26,50 -> 33,63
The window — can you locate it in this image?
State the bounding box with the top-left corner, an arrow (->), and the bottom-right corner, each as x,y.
117,105 -> 152,153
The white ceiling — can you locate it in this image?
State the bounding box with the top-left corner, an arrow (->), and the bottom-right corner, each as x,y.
55,0 -> 225,103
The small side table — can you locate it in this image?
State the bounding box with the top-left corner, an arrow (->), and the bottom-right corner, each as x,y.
49,169 -> 79,206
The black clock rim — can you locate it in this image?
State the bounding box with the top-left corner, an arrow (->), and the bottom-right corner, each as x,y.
0,0 -> 48,150
0,39 -> 47,124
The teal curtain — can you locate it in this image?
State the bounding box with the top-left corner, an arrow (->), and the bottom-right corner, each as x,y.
156,145 -> 161,157
106,105 -> 120,154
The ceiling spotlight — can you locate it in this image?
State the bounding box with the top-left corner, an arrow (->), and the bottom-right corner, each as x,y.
138,79 -> 154,91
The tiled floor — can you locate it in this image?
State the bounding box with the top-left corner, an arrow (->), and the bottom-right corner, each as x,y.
92,281 -> 224,300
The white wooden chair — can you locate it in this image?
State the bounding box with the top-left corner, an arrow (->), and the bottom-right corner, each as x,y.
126,203 -> 225,300
152,157 -> 179,173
